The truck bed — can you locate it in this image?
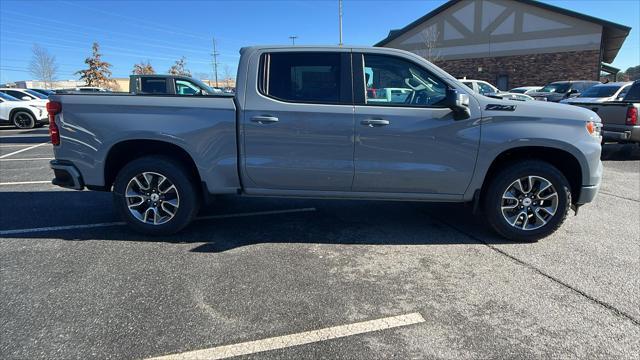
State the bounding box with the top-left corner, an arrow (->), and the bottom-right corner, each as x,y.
50,93 -> 241,193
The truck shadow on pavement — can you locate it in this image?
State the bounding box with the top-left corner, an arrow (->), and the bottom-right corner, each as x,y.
0,191 -> 515,251
601,143 -> 640,160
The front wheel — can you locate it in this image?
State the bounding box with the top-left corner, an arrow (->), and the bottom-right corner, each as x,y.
483,160 -> 571,242
113,156 -> 201,235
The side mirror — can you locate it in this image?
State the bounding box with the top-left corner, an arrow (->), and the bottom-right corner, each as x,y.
445,88 -> 470,119
22,96 -> 31,100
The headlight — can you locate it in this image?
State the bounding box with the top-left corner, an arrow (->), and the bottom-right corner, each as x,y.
585,121 -> 602,139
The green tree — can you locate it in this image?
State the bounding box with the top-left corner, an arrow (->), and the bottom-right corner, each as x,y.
76,42 -> 115,88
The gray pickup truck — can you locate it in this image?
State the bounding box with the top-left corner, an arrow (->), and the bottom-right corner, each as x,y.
569,79 -> 639,144
47,46 -> 603,241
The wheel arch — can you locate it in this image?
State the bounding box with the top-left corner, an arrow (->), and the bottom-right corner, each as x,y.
9,108 -> 37,122
477,146 -> 584,204
103,139 -> 203,191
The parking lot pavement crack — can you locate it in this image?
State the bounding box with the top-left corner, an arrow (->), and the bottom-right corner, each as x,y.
428,212 -> 640,327
599,191 -> 640,203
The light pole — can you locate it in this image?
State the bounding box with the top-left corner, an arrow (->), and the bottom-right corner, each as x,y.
211,37 -> 220,88
338,0 -> 343,46
289,35 -> 298,45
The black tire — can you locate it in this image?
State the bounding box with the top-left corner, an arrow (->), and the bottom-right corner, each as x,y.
483,160 -> 571,242
113,156 -> 201,235
12,111 -> 36,129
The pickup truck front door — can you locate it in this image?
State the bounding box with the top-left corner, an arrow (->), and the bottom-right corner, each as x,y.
351,53 -> 480,196
241,51 -> 355,191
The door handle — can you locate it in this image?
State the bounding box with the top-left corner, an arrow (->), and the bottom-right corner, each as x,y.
251,115 -> 279,124
361,119 -> 390,127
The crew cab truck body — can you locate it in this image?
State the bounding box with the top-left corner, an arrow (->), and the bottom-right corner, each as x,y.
48,46 -> 603,241
569,80 -> 640,144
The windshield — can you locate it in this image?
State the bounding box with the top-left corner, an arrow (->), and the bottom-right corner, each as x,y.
24,89 -> 48,99
579,84 -> 622,98
0,92 -> 19,101
539,83 -> 570,93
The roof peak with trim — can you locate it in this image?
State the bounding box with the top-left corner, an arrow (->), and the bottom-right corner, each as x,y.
375,0 -> 630,63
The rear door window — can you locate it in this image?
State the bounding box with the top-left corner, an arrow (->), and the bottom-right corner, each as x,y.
259,52 -> 350,104
4,90 -> 33,99
140,78 -> 168,94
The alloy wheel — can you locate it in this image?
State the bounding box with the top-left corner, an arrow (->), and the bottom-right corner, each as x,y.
14,113 -> 35,129
125,172 -> 180,225
501,175 -> 558,231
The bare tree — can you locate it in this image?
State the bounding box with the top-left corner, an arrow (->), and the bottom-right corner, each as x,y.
76,42 -> 116,89
420,27 -> 442,64
132,60 -> 155,75
192,72 -> 209,80
223,64 -> 234,87
168,57 -> 191,76
29,44 -> 58,89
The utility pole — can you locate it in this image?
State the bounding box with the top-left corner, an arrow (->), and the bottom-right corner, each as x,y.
338,0 -> 343,46
211,37 -> 220,88
289,35 -> 298,45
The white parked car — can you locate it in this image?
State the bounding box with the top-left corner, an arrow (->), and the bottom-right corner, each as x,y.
509,86 -> 542,94
0,92 -> 48,128
460,79 -> 532,101
0,88 -> 49,106
56,86 -> 111,93
560,82 -> 632,104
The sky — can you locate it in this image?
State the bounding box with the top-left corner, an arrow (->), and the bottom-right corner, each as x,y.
0,0 -> 638,84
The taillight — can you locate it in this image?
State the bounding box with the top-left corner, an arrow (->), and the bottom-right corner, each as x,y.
46,101 -> 61,146
626,106 -> 638,126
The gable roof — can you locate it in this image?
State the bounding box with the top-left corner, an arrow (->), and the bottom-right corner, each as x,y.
374,0 -> 631,63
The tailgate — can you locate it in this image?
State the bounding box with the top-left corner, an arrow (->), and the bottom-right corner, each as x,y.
571,102 -> 629,125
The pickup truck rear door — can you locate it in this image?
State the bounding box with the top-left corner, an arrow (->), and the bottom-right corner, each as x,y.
351,52 -> 480,196
241,50 -> 355,191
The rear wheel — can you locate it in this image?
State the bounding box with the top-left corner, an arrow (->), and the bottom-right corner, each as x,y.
113,156 -> 200,235
12,111 -> 36,129
483,160 -> 571,242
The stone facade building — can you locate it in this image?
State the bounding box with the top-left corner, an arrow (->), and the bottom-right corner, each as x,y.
375,0 -> 630,90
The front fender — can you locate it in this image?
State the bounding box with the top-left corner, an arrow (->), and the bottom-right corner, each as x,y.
465,116 -> 602,200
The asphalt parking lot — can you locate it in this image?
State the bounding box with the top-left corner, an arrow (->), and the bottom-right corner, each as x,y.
1,125 -> 639,359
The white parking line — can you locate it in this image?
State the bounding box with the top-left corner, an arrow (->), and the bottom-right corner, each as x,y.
0,208 -> 316,236
0,134 -> 50,138
0,180 -> 52,186
0,142 -> 48,159
0,143 -> 45,148
147,312 -> 425,360
0,221 -> 125,236
197,207 -> 316,221
0,157 -> 54,162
